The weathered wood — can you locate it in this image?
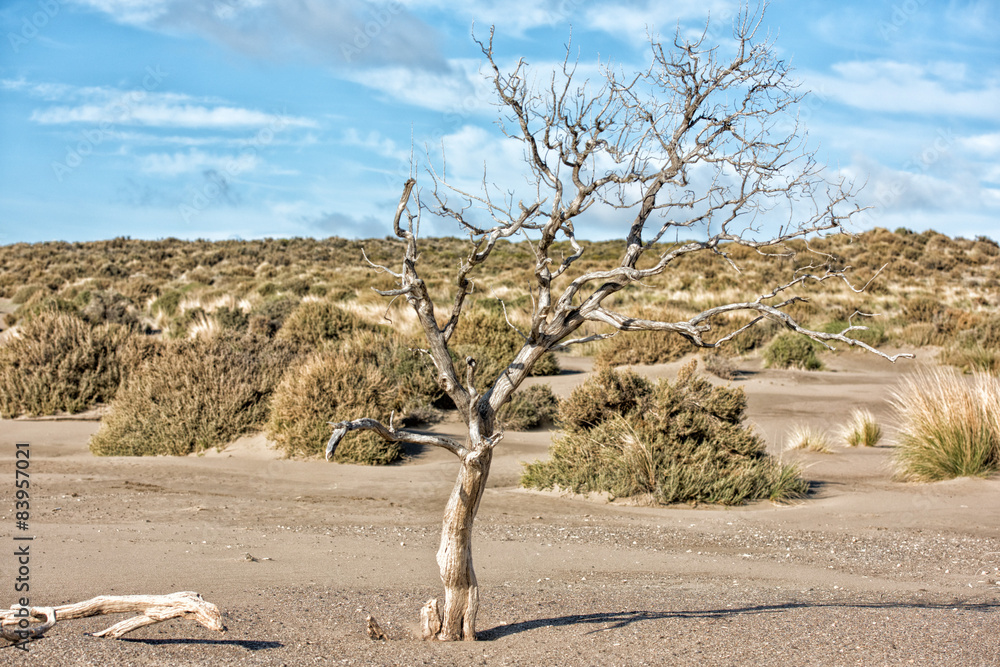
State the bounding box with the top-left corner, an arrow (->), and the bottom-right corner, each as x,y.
0,592 -> 224,643
430,445 -> 493,641
365,614 -> 387,640
419,598 -> 442,640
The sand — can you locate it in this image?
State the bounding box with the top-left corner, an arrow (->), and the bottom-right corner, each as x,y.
1,352 -> 998,666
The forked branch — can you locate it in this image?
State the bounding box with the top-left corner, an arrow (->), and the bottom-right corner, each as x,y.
1,592 -> 224,643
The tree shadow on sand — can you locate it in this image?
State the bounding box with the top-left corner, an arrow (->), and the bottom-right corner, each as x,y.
479,600 -> 1000,640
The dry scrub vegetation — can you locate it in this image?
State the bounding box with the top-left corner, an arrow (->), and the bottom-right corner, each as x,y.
0,229 -> 997,479
521,363 -> 808,505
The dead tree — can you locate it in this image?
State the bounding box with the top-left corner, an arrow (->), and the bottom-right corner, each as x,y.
326,5 -> 911,641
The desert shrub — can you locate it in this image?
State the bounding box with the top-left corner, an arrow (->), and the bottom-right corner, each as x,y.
90,331 -> 296,456
902,296 -> 945,323
151,289 -> 183,317
786,424 -> 833,453
275,299 -> 373,349
841,409 -> 882,447
557,367 -> 654,431
890,368 -> 1000,481
0,311 -> 155,418
702,351 -> 738,380
450,308 -> 560,389
938,345 -> 1000,374
11,284 -> 46,305
763,332 -> 824,370
79,290 -> 140,326
214,306 -> 249,331
499,384 -> 560,430
267,329 -> 441,463
522,362 -> 807,505
594,329 -> 694,368
250,295 -> 299,335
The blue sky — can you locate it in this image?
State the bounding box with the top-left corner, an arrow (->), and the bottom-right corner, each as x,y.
1,0 -> 997,243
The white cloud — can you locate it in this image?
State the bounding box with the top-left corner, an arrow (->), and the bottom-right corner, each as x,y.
69,0 -> 446,70
9,79 -> 318,130
584,0 -> 738,44
342,58 -> 491,114
801,60 -> 1000,118
31,102 -> 315,129
959,132 -> 1000,157
342,129 -> 410,162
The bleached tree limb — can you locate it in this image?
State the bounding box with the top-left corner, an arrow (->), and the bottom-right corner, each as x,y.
326,418 -> 469,460
0,592 -> 224,643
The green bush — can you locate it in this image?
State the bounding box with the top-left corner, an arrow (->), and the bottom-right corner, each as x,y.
522,362 -> 807,505
763,332 -> 824,370
499,384 -> 560,430
0,311 -> 154,418
267,329 -> 441,463
891,368 -> 1000,481
89,332 -> 296,456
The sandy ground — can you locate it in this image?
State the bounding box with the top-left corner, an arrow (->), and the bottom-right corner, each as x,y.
1,352 -> 998,666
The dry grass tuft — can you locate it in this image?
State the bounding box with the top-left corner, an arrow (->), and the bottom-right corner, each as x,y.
786,424 -> 833,453
891,368 -> 1000,481
841,409 -> 882,447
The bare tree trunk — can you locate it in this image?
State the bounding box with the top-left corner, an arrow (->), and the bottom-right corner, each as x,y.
422,444 -> 493,641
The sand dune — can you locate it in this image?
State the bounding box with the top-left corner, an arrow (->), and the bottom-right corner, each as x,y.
2,353 -> 998,665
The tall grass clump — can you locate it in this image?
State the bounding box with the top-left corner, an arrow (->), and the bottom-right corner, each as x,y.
89,331 -> 296,456
521,362 -> 807,505
785,424 -> 833,453
841,409 -> 882,447
763,332 -> 824,370
0,311 -> 153,417
267,329 -> 441,464
891,368 -> 1000,481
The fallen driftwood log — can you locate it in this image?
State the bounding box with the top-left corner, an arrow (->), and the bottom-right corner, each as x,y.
0,591 -> 224,643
